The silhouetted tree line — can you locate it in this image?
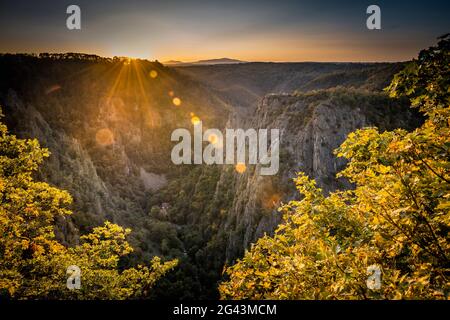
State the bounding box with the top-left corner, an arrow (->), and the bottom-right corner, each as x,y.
0,52 -> 163,66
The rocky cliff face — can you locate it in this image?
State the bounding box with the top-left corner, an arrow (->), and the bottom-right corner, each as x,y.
213,89 -> 422,261
0,55 -> 230,252
0,54 -> 423,297
177,62 -> 404,116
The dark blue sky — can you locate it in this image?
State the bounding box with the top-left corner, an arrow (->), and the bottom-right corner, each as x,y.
0,0 -> 449,61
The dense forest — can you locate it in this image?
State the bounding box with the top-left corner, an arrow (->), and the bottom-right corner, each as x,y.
220,35 -> 449,299
0,35 -> 448,299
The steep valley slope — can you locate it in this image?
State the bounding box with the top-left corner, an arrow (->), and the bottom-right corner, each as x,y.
0,54 -> 422,299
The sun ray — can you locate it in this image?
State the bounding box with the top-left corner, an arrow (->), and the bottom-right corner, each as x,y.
106,62 -> 127,100
133,60 -> 151,106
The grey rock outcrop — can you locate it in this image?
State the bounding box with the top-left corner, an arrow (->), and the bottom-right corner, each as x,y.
215,89 -> 421,261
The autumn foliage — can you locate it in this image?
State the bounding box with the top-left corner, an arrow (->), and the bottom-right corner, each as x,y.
220,36 -> 449,299
0,110 -> 177,299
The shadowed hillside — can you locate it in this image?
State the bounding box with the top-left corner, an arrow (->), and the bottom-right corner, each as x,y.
176,62 -> 404,115
0,53 -> 422,299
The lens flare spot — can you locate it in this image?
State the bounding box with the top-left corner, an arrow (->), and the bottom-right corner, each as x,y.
45,84 -> 61,95
172,97 -> 182,106
95,128 -> 114,146
149,70 -> 158,78
207,133 -> 218,144
168,91 -> 175,97
205,132 -> 223,148
191,116 -> 200,125
262,193 -> 282,209
235,163 -> 247,174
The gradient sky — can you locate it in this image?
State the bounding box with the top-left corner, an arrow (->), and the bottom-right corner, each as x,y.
0,0 -> 449,62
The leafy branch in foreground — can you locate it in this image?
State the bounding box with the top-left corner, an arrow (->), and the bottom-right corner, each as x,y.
0,112 -> 177,299
220,35 -> 449,300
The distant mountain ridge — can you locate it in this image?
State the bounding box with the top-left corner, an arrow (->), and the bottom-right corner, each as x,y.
163,57 -> 245,66
176,62 -> 405,117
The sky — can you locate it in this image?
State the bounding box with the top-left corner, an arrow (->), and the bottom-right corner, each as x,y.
0,0 -> 449,62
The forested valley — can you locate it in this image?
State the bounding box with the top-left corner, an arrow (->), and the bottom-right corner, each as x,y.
0,36 -> 448,299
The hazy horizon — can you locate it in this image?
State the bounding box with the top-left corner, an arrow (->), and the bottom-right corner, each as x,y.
1,0 -> 449,63
0,51 -> 418,64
